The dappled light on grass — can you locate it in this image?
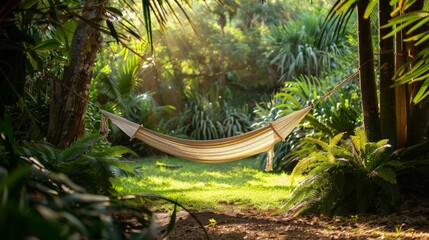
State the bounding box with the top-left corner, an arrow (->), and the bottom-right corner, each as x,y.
112,156 -> 299,212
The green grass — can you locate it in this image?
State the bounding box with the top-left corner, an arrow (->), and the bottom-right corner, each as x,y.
112,156 -> 299,212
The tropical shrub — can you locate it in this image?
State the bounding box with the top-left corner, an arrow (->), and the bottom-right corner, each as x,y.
145,0 -> 275,99
19,134 -> 137,195
123,93 -> 176,131
0,133 -> 205,239
393,142 -> 429,196
172,91 -> 252,140
6,97 -> 49,142
253,75 -> 361,171
265,9 -> 349,83
285,128 -> 402,216
252,94 -> 306,171
90,49 -> 175,154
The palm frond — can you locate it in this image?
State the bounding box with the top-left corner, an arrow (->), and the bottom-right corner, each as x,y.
317,0 -> 356,49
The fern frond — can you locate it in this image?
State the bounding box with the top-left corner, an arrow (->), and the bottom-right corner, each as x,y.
291,155 -> 320,180
354,128 -> 368,147
284,179 -> 319,215
304,137 -> 330,150
329,132 -> 345,146
89,145 -> 136,158
106,159 -> 137,176
58,134 -> 101,162
20,142 -> 58,165
370,167 -> 397,184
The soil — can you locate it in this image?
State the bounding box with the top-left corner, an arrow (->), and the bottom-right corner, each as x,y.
154,199 -> 429,240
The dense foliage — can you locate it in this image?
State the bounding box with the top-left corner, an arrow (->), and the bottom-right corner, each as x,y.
19,134 -> 137,194
253,75 -> 362,171
286,129 -> 401,216
0,132 -> 207,239
2,0 -> 429,237
171,90 -> 253,140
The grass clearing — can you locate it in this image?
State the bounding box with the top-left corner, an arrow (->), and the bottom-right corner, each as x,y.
112,156 -> 299,212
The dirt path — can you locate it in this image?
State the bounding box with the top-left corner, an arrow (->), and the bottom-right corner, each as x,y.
156,207 -> 429,239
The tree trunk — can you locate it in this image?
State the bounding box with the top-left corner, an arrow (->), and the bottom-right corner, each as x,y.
47,0 -> 106,148
395,29 -> 409,148
399,1 -> 429,147
406,41 -> 429,146
378,0 -> 396,146
357,0 -> 380,141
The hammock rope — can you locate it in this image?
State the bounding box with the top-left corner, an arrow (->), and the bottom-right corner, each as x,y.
100,71 -> 358,171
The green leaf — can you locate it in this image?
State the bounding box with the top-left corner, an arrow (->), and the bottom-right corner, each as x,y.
162,204 -> 177,238
21,0 -> 39,9
382,12 -> 428,39
386,11 -> 428,26
336,0 -> 357,14
58,134 -> 100,162
330,132 -> 345,146
401,60 -> 429,81
142,0 -> 153,50
106,7 -> 123,17
413,79 -> 429,103
106,20 -> 119,44
62,193 -> 109,203
60,211 -> 90,236
291,155 -> 319,180
106,159 -> 136,175
305,136 -> 329,150
403,31 -> 429,42
0,166 -> 29,192
33,39 -> 61,52
364,0 -> 377,19
424,1 -> 429,11
371,167 -> 397,184
54,20 -> 77,46
383,19 -> 420,39
48,172 -> 86,192
415,33 -> 429,46
407,14 -> 429,34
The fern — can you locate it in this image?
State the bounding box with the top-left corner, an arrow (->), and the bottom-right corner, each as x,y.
175,90 -> 252,140
286,128 -> 402,216
19,134 -> 137,194
58,134 -> 101,162
88,145 -> 136,159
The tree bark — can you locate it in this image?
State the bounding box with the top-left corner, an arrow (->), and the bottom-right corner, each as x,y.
378,0 -> 396,146
357,0 -> 380,141
47,0 -> 106,148
395,29 -> 409,148
400,1 -> 429,147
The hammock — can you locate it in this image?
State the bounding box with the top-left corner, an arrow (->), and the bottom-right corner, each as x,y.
99,72 -> 358,171
99,106 -> 312,171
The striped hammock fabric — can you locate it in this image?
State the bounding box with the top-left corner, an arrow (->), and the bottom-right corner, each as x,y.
100,106 -> 312,171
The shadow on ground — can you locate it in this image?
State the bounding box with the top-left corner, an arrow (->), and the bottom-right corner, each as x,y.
155,203 -> 429,240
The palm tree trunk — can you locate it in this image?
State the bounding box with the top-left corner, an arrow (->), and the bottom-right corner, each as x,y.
47,0 -> 107,148
378,0 -> 396,146
357,0 -> 380,141
398,1 -> 429,147
395,29 -> 409,148
406,43 -> 429,146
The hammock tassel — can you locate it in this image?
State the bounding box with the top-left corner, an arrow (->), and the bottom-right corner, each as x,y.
265,146 -> 274,171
